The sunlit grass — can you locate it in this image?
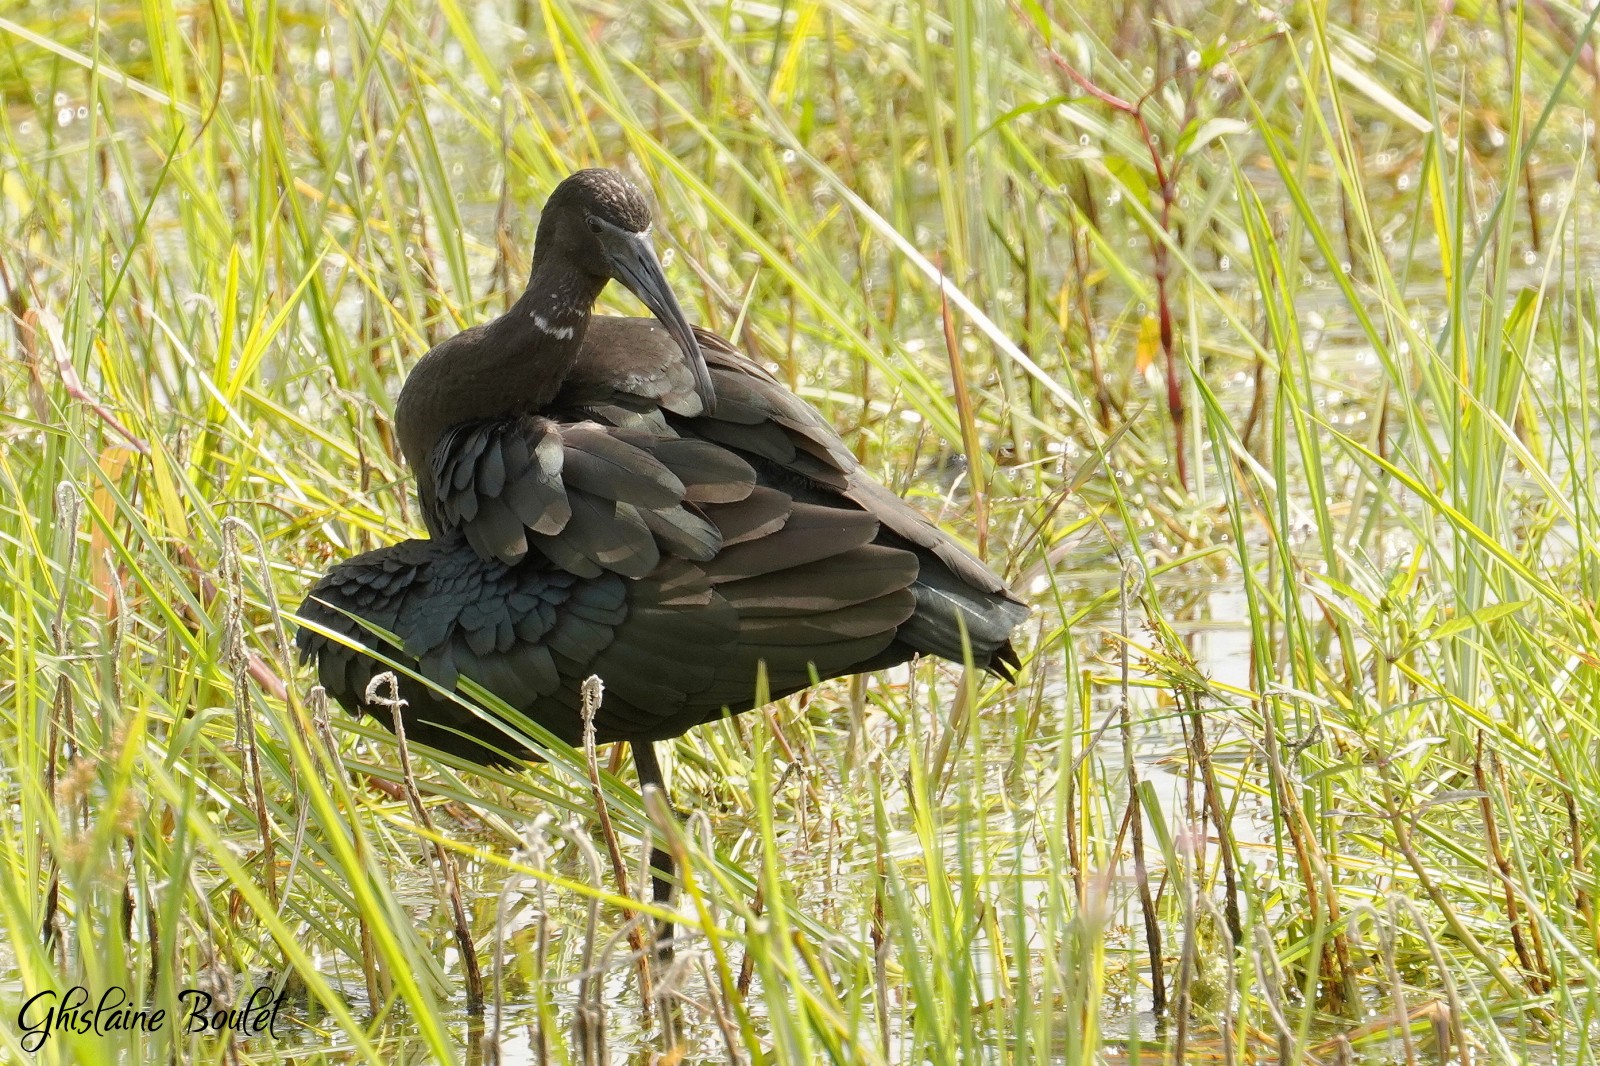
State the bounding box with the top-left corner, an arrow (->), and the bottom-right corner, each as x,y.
2,0 -> 1598,1062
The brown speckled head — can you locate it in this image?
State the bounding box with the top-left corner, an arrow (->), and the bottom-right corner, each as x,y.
555,169 -> 654,230
533,169 -> 655,276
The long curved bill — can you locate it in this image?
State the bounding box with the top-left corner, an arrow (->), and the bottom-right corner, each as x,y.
600,226 -> 717,415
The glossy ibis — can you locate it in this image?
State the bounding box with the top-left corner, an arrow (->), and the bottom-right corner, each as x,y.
297,168 -> 1027,932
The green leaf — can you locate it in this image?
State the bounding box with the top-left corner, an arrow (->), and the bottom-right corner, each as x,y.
1431,601 -> 1531,641
1178,117 -> 1250,159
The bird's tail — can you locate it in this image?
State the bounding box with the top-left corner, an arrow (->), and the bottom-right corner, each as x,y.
896,561 -> 1029,677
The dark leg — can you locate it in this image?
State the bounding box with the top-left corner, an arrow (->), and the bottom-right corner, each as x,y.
631,741 -> 676,954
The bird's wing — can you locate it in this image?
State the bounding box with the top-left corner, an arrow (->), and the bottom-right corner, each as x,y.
297,537 -> 610,714
295,530 -> 913,752
692,329 -> 1018,599
423,318 -> 858,582
557,315 -> 706,422
561,318 -> 856,474
687,495 -> 917,710
570,317 -> 1022,655
295,537 -> 743,754
838,473 -> 1011,595
426,414 -> 756,574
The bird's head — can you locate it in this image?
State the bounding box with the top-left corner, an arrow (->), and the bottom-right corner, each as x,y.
535,168 -> 715,412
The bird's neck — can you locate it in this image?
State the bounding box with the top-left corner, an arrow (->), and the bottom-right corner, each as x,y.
395,258 -> 605,508
480,258 -> 606,405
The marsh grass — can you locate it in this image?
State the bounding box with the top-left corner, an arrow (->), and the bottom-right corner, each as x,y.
2,0 -> 1599,1062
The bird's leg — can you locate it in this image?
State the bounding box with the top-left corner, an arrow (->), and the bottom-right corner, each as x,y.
631,741 -> 677,955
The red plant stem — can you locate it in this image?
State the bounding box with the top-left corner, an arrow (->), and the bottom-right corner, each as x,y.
1035,31 -> 1190,488
1155,179 -> 1188,488
39,313 -> 151,456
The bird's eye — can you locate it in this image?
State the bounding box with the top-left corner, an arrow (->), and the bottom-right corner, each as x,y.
586,217 -> 603,234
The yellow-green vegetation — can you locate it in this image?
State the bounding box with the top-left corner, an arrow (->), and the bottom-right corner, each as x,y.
2,0 -> 1598,1062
